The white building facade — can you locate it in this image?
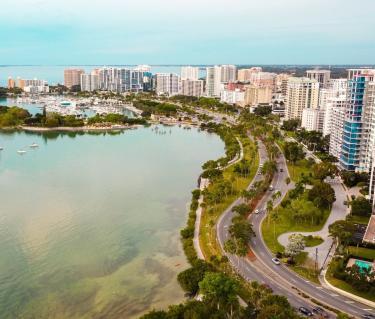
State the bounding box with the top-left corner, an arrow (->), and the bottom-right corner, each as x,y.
155,73 -> 180,96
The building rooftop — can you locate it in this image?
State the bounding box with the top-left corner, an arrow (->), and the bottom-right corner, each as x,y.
363,215 -> 375,244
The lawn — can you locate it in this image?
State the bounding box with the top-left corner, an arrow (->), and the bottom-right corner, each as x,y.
303,235 -> 324,247
199,135 -> 259,260
346,214 -> 370,225
261,195 -> 330,254
348,246 -> 375,260
287,159 -> 313,183
326,261 -> 375,302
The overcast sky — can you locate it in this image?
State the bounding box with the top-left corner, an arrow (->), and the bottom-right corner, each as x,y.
0,0 -> 374,65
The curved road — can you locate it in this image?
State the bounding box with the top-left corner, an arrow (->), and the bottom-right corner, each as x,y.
217,139 -> 375,318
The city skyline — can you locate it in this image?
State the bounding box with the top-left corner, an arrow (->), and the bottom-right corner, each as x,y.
1,0 -> 375,65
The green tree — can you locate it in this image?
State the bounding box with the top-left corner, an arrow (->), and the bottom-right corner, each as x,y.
350,196 -> 372,217
283,142 -> 304,164
199,272 -> 239,313
329,220 -> 355,248
177,260 -> 212,295
308,181 -> 336,209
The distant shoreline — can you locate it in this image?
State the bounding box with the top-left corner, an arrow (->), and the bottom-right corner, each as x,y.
0,124 -> 143,133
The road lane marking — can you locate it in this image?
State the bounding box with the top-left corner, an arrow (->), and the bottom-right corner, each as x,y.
330,294 -> 339,297
344,301 -> 354,304
362,309 -> 373,311
316,286 -> 323,289
305,280 -> 310,283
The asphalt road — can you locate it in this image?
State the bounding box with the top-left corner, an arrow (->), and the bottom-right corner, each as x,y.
216,138 -> 375,318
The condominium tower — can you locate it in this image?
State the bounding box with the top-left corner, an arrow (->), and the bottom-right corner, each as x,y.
155,73 -> 180,96
181,66 -> 199,80
285,77 -> 319,120
339,71 -> 375,171
64,69 -> 85,89
306,70 -> 331,89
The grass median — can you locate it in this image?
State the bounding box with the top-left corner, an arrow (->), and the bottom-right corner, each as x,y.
199,135 -> 258,261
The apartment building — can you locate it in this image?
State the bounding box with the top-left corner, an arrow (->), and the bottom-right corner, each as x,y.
155,73 -> 180,96
180,79 -> 204,97
181,66 -> 199,80
244,85 -> 273,106
80,73 -> 99,92
64,69 -> 85,89
285,77 -> 319,121
306,69 -> 331,89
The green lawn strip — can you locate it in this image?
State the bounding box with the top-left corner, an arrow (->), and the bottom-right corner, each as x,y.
326,263 -> 375,302
286,159 -> 312,183
261,194 -> 329,283
348,246 -> 375,260
199,135 -> 258,261
346,214 -> 370,225
261,200 -> 330,254
303,235 -> 324,247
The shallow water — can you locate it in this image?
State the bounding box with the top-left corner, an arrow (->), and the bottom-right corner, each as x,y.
0,126 -> 224,318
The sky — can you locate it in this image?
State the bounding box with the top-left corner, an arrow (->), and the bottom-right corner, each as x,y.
0,0 -> 374,65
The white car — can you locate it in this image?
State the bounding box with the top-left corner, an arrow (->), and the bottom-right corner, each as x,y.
271,258 -> 281,265
254,209 -> 259,214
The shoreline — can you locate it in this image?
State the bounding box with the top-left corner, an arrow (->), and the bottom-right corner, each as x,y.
0,124 -> 144,132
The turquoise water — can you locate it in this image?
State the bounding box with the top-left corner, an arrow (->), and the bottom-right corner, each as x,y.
355,260 -> 372,272
0,126 -> 224,318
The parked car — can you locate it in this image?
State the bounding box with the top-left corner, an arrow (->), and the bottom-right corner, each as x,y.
269,185 -> 274,191
298,307 -> 313,316
362,315 -> 375,319
271,258 -> 281,265
254,209 -> 259,214
280,168 -> 284,172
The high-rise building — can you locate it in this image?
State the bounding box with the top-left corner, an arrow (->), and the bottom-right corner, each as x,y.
205,66 -> 221,97
181,66 -> 199,80
339,73 -> 375,171
220,88 -> 245,106
237,67 -> 262,82
64,69 -> 85,89
329,107 -> 346,159
244,85 -> 273,106
97,67 -> 144,93
322,79 -> 348,137
220,65 -> 237,83
285,77 -> 319,121
359,81 -> 375,172
249,72 -> 277,89
306,70 -> 331,89
180,79 -> 204,97
155,73 -> 180,96
7,77 -> 15,89
81,73 -> 99,92
16,78 -> 49,93
301,108 -> 325,132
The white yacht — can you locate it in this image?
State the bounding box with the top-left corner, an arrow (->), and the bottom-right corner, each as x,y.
17,150 -> 27,154
30,143 -> 39,148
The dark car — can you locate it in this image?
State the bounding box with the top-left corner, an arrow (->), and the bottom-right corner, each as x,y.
280,168 -> 284,172
312,307 -> 329,318
362,315 -> 375,319
298,307 -> 313,316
